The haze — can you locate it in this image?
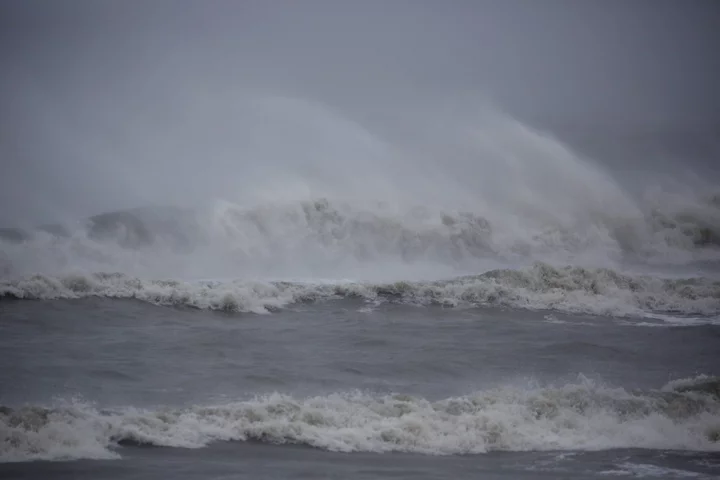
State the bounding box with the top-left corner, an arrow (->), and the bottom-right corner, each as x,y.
1,0 -> 718,226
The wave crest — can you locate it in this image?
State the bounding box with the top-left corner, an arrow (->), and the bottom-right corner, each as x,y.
2,190 -> 719,280
2,263 -> 718,319
2,376 -> 718,462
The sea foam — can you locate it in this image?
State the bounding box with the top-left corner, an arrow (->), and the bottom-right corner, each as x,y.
2,375 -> 718,462
1,263 -> 718,320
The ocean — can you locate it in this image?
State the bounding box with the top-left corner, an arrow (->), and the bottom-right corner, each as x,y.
1,110 -> 719,479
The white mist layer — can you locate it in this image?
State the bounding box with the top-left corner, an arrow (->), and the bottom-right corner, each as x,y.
2,193 -> 720,282
1,263 -> 718,320
2,376 -> 718,462
1,95 -> 719,282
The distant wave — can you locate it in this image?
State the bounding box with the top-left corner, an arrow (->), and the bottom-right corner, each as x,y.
1,375 -> 718,462
1,193 -> 720,280
0,206 -> 199,250
2,263 -> 718,320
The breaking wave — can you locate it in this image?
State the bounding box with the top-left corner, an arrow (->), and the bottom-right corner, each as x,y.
2,375 -> 718,462
1,263 -> 718,320
1,96 -> 720,281
1,192 -> 720,280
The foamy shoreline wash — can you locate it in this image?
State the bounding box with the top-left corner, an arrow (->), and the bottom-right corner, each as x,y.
599,463 -> 709,478
1,375 -> 718,462
1,263 -> 718,319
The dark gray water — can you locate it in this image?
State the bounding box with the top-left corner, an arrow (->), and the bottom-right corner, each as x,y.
1,296 -> 719,479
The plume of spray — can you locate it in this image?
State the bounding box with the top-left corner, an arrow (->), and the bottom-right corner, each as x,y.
1,86 -> 719,282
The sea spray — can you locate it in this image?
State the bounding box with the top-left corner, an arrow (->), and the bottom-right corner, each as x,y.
1,96 -> 719,280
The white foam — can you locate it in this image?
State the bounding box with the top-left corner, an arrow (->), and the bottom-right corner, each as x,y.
628,315 -> 720,328
2,376 -> 718,462
2,263 -> 718,319
600,463 -> 702,478
0,403 -> 120,462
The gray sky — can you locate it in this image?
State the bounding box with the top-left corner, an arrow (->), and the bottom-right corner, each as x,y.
1,0 -> 719,225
